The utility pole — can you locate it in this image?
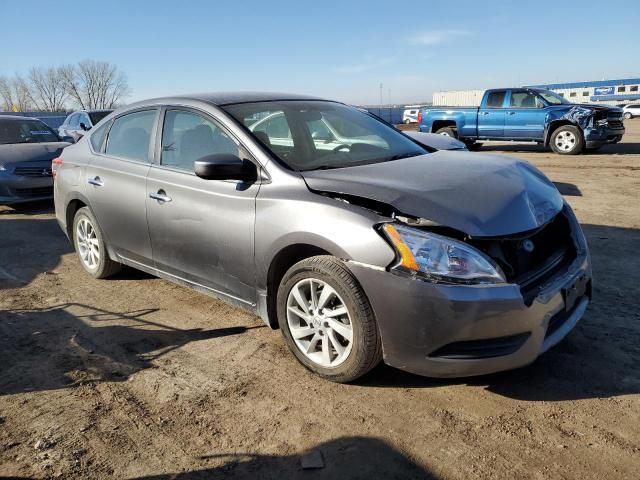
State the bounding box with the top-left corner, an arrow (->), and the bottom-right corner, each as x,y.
379,82 -> 383,106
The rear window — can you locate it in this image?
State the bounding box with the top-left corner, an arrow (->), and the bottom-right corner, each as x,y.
486,91 -> 506,108
89,111 -> 112,125
105,110 -> 157,162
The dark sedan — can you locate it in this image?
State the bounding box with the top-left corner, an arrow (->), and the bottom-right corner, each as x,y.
0,116 -> 70,204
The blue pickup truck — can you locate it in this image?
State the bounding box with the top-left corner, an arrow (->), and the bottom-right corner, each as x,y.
418,88 -> 625,154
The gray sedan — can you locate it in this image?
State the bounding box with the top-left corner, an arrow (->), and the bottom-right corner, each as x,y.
53,93 -> 591,382
0,116 -> 70,204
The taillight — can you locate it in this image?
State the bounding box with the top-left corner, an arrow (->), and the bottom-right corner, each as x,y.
417,111 -> 423,124
52,157 -> 63,178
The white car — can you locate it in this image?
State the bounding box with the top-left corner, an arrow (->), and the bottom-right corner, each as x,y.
622,104 -> 640,119
402,108 -> 419,124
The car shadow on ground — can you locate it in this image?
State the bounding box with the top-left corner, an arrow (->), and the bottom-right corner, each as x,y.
0,217 -> 73,289
0,303 -> 263,397
133,436 -> 435,479
360,223 -> 640,402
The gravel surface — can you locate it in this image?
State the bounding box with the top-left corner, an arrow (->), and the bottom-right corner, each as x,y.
1,121 -> 639,479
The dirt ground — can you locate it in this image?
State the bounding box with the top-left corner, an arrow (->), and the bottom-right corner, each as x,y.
1,121 -> 639,480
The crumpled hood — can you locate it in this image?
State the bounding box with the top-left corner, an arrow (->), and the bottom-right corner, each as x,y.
0,142 -> 69,167
301,151 -> 564,237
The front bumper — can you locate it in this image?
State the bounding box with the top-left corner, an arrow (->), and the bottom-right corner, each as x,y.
347,212 -> 592,378
584,124 -> 625,148
0,173 -> 53,205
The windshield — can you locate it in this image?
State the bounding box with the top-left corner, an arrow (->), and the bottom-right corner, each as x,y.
0,118 -> 59,145
89,110 -> 112,125
223,101 -> 428,171
537,90 -> 571,105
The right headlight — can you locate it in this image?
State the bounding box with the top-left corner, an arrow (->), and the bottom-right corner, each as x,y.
382,223 -> 506,285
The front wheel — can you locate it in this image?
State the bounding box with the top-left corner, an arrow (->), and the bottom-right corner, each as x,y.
550,125 -> 584,155
624,112 -> 632,119
277,256 -> 382,383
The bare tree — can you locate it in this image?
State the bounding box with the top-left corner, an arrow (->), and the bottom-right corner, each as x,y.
62,60 -> 130,109
28,66 -> 68,111
0,75 -> 34,111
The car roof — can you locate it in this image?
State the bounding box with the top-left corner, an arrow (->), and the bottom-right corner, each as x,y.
131,92 -> 326,108
0,115 -> 44,121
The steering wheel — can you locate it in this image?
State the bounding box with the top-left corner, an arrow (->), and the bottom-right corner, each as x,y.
332,144 -> 351,153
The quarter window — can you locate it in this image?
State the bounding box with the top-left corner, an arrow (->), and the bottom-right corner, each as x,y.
486,91 -> 506,108
105,110 -> 156,162
89,120 -> 111,152
161,110 -> 239,171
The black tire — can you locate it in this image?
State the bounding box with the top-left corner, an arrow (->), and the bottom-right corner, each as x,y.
72,207 -> 121,279
465,141 -> 482,151
550,125 -> 584,155
435,126 -> 457,138
277,256 -> 382,383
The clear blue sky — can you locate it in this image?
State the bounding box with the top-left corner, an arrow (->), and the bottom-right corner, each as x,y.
1,0 -> 638,105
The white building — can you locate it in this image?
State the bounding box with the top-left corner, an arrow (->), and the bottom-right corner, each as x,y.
433,78 -> 640,106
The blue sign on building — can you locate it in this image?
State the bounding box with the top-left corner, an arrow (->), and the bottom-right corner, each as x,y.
593,86 -> 614,96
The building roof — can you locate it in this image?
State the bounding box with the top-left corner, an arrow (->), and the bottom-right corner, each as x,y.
526,78 -> 640,90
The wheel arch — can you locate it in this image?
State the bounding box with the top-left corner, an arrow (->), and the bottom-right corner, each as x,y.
264,243 -> 333,329
431,119 -> 457,134
544,119 -> 582,147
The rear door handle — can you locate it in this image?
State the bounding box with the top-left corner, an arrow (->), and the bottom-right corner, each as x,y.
479,111 -> 489,115
87,176 -> 104,187
149,190 -> 172,203
506,111 -> 516,115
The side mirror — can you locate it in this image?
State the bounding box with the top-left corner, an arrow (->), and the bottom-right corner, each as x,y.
61,135 -> 75,143
80,122 -> 91,131
194,153 -> 257,181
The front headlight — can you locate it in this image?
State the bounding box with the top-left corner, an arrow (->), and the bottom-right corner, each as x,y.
382,224 -> 506,284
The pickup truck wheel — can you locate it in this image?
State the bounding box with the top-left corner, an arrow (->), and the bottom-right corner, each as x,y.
277,256 -> 382,383
550,125 -> 584,155
435,127 -> 457,138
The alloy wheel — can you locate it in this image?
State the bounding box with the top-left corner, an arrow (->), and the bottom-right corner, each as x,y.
286,278 -> 353,368
76,217 -> 100,269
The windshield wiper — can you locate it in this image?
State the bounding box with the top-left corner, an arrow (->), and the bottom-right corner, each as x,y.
387,152 -> 423,161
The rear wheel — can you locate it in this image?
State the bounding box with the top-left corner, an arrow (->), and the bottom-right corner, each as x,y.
550,125 -> 584,155
73,207 -> 121,278
277,256 -> 382,383
624,112 -> 632,119
435,126 -> 457,138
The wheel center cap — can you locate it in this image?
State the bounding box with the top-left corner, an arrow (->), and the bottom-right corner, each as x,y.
312,316 -> 323,328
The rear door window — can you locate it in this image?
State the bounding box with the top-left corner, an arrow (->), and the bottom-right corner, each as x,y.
105,110 -> 157,162
486,91 -> 506,108
89,120 -> 111,152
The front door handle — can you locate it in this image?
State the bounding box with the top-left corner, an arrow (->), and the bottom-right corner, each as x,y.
149,190 -> 172,203
506,111 -> 516,115
479,111 -> 489,115
87,176 -> 104,187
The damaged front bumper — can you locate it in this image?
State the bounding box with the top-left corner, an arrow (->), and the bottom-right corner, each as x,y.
584,124 -> 625,148
346,207 -> 592,378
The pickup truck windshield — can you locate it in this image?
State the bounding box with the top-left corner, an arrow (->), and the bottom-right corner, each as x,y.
224,101 -> 428,171
0,118 -> 59,145
537,90 -> 571,105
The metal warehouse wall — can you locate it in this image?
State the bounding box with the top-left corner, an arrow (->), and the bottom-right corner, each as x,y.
0,112 -> 68,129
